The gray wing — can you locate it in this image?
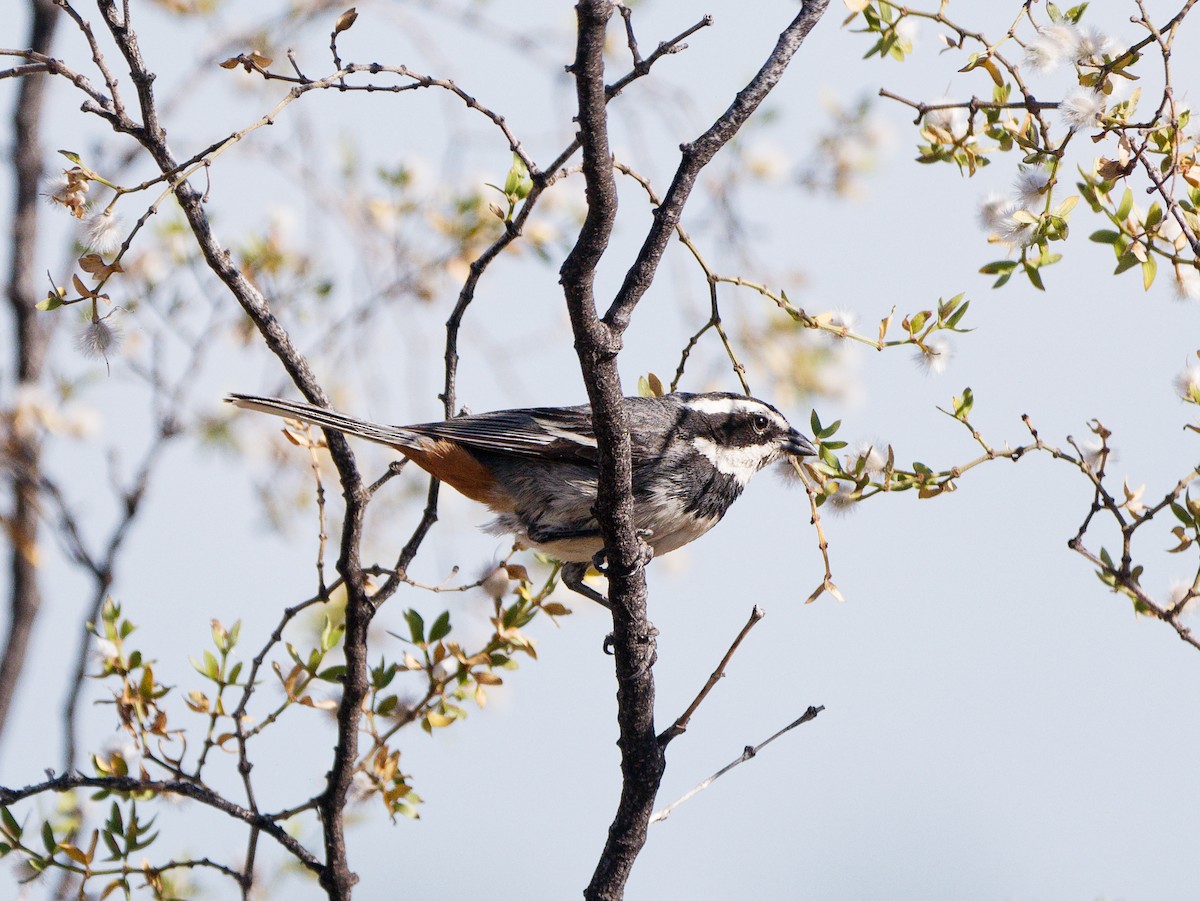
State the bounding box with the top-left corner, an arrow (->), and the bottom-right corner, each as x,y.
409,406 -> 600,462
415,396 -> 685,466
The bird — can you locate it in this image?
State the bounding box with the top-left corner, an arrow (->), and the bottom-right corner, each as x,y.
226,391 -> 816,605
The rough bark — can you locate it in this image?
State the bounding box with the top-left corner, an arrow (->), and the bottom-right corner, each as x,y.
566,3 -> 832,898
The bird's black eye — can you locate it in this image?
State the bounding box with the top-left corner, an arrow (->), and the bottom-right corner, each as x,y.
752,414 -> 769,434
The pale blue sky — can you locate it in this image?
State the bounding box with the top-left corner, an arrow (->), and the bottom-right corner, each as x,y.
3,2 -> 1199,899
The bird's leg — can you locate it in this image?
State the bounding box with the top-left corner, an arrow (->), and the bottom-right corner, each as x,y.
561,561 -> 611,609
553,527 -> 656,655
526,522 -> 612,605
589,531 -> 657,658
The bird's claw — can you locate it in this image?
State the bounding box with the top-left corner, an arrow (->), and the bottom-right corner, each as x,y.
602,622 -> 658,657
592,528 -> 654,573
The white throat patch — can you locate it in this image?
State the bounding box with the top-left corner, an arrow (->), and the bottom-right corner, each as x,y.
692,436 -> 774,485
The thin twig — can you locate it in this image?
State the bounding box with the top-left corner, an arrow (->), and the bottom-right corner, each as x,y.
659,606 -> 765,746
788,459 -> 840,605
611,159 -> 751,393
650,705 -> 825,824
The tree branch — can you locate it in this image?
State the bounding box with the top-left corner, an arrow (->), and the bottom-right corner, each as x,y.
559,3 -> 830,898
0,773 -> 323,874
0,0 -> 60,743
84,3 -> 373,895
559,6 -> 660,900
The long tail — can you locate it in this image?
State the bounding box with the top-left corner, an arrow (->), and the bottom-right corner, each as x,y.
225,393 -> 419,449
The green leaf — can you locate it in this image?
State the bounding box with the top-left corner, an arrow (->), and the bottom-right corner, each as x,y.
502,154 -> 530,200
285,642 -> 304,668
1052,195 -> 1079,217
1170,502 -> 1193,526
1,806 -> 22,841
58,149 -> 83,165
937,297 -> 959,324
404,609 -> 425,645
953,386 -> 975,419
36,295 -> 63,311
374,661 -> 397,690
316,665 -> 347,682
130,829 -> 158,853
1116,187 -> 1133,220
810,409 -> 823,436
1113,253 -> 1139,275
1089,229 -> 1121,244
428,611 -> 451,643
1025,263 -> 1045,291
945,300 -> 971,329
1141,255 -> 1157,290
101,830 -> 121,861
979,260 -> 1018,275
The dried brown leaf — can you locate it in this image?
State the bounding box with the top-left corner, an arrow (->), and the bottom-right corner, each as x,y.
504,563 -> 530,583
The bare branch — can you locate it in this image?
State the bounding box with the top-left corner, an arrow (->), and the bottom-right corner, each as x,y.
650,706 -> 825,824
605,11 -> 713,99
0,773 -> 323,873
659,606 -> 765,747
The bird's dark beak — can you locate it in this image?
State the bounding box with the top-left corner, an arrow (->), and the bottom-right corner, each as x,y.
782,429 -> 817,457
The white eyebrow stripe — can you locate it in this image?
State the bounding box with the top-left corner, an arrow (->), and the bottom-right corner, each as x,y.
687,396 -> 789,429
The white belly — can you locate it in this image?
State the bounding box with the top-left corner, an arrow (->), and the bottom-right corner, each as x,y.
495,488 -> 720,563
